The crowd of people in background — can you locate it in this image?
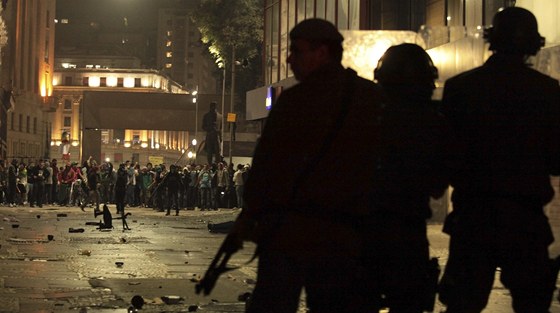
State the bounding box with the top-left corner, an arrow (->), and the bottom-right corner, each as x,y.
0,157 -> 250,215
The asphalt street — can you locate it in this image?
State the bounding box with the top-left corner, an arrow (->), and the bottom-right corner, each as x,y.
0,203 -> 558,313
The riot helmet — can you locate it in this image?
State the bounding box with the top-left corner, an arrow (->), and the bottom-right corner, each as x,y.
374,43 -> 438,88
484,7 -> 544,56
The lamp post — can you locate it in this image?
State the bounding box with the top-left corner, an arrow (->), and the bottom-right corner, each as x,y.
191,138 -> 197,164
192,88 -> 199,141
219,62 -> 226,159
228,46 -> 236,165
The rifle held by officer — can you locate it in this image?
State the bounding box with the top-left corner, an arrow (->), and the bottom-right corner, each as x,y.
195,211 -> 255,295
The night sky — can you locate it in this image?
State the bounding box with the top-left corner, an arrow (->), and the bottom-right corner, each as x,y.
55,0 -> 193,65
56,0 -> 167,31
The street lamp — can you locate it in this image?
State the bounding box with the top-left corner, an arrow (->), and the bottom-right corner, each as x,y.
192,88 -> 199,141
229,46 -> 236,165
190,139 -> 197,163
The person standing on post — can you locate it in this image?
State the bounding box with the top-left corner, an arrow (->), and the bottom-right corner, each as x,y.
202,102 -> 222,165
438,7 -> 560,313
231,19 -> 383,313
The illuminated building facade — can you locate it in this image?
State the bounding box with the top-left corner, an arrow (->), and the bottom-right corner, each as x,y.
0,0 -> 56,161
157,7 -> 217,95
246,0 -> 560,222
248,0 -> 559,119
52,2 -> 220,165
50,63 -> 194,165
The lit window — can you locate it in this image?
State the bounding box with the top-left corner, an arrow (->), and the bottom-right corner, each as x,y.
61,19 -> 69,24
141,77 -> 151,87
166,52 -> 173,58
123,77 -> 135,88
165,63 -> 172,69
106,76 -> 118,87
167,30 -> 172,36
88,76 -> 100,87
166,40 -> 172,47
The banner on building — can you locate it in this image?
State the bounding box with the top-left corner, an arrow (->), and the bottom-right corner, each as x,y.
149,156 -> 164,166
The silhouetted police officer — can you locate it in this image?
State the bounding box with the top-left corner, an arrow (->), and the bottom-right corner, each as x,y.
365,43 -> 451,313
233,18 -> 383,313
439,7 -> 560,313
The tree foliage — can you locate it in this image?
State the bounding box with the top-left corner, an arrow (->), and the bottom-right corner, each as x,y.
192,0 -> 263,67
191,0 -> 264,113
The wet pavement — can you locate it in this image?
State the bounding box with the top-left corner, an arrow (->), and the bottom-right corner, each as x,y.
0,205 -> 258,312
0,203 -> 559,312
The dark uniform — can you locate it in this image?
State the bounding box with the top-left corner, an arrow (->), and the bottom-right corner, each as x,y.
115,165 -> 128,214
243,19 -> 383,313
32,162 -> 48,208
363,43 -> 452,312
162,165 -> 183,216
7,160 -> 17,206
438,8 -> 560,313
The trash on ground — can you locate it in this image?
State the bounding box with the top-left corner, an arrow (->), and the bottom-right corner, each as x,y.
131,295 -> 144,309
207,220 -> 234,233
188,304 -> 199,312
161,295 -> 183,305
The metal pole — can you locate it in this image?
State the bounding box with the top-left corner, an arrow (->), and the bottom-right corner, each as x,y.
194,86 -> 199,141
220,66 -> 226,158
229,46 -> 235,165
